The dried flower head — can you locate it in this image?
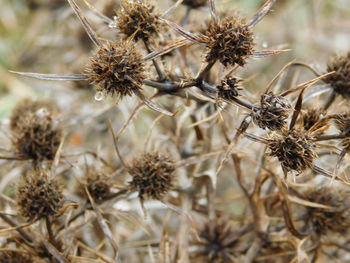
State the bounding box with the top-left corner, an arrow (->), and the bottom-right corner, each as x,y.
117,0 -> 160,42
86,173 -> 111,202
17,169 -> 64,221
204,16 -> 254,67
10,98 -> 55,133
303,187 -> 350,235
85,41 -> 146,98
12,108 -> 62,162
267,130 -> 317,173
324,52 -> 350,98
0,250 -> 32,263
253,92 -> 292,131
128,151 -> 175,201
301,108 -> 323,131
216,76 -> 241,101
191,218 -> 238,263
182,0 -> 207,8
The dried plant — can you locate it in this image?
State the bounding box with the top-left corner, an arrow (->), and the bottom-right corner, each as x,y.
1,0 -> 350,262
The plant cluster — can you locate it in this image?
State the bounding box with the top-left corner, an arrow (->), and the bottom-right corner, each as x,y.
1,0 -> 350,262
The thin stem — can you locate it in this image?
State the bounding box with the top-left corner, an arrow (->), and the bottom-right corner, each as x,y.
180,6 -> 191,26
45,217 -> 60,250
196,61 -> 216,83
313,134 -> 346,142
0,213 -> 34,247
143,40 -> 166,81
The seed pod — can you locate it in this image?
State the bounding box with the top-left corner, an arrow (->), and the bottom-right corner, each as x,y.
86,173 -> 111,202
253,92 -> 292,131
216,76 -> 241,101
12,107 -> 62,162
17,169 -> 64,221
324,52 -> 350,98
267,130 -> 317,173
85,41 -> 146,98
303,187 -> 350,235
117,0 -> 161,42
10,98 -> 55,134
190,218 -> 238,263
204,16 -> 254,67
128,151 -> 175,201
0,250 -> 33,263
182,0 -> 207,8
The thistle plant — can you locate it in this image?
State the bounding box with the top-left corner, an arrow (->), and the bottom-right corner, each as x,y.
1,0 -> 350,262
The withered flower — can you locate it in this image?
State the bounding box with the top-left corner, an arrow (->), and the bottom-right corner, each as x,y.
117,0 -> 161,42
128,151 -> 175,201
85,41 -> 146,98
267,130 -> 317,173
12,105 -> 62,162
301,108 -> 323,131
86,173 -> 111,202
324,52 -> 350,98
10,98 -> 55,133
191,218 -> 238,263
216,76 -> 242,101
253,92 -> 292,131
0,250 -> 33,263
204,16 -> 254,67
303,187 -> 350,235
17,169 -> 64,221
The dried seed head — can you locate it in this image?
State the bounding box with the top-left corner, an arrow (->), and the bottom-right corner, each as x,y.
17,169 -> 64,221
268,130 -> 317,173
191,218 -> 238,263
128,151 -> 175,201
117,0 -> 160,42
85,42 -> 146,98
216,76 -> 242,101
204,16 -> 254,67
324,52 -> 350,98
86,173 -> 111,202
182,0 -> 207,8
303,187 -> 350,235
12,107 -> 62,162
10,98 -> 55,133
0,250 -> 33,263
301,108 -> 323,131
253,92 -> 292,131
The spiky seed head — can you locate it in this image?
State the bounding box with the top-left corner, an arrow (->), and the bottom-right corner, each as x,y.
17,169 -> 64,221
12,107 -> 62,162
267,130 -> 317,173
128,151 -> 175,201
301,108 -> 323,131
216,76 -> 242,101
204,16 -> 254,67
191,218 -> 238,263
303,187 -> 350,235
324,52 -> 350,98
253,92 -> 292,131
182,0 -> 207,8
86,173 -> 111,202
117,0 -> 160,42
10,98 -> 55,133
0,250 -> 33,263
85,41 -> 146,98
